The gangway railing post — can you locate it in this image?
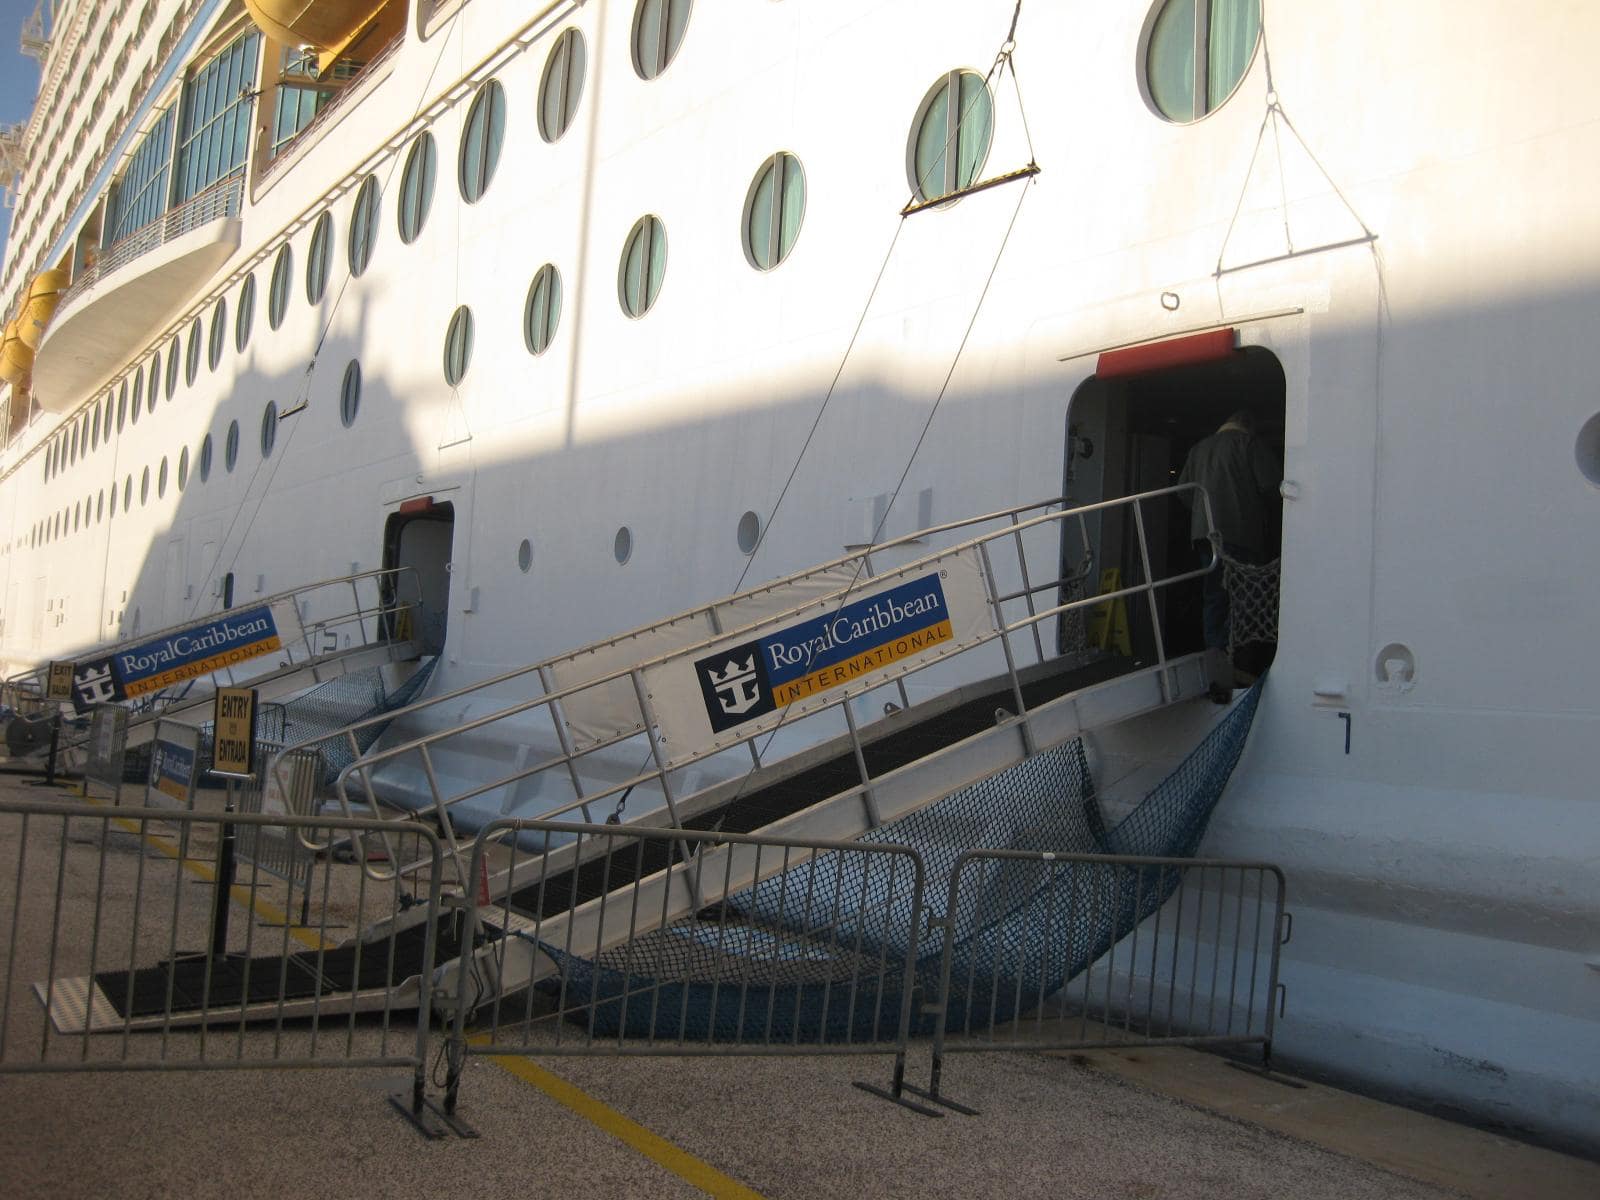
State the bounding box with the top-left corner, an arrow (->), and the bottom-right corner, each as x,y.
418,741 -> 468,887
1009,511 -> 1047,665
630,669 -> 683,831
840,701 -> 883,828
977,542 -> 1035,759
1130,498 -> 1172,701
863,550 -> 913,713
538,665 -> 593,822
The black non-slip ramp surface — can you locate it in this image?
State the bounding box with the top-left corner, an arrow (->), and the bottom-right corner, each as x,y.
92,918 -> 461,1018
505,656 -> 1136,922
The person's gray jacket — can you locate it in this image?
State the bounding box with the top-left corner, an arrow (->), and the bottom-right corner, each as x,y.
1177,426 -> 1281,555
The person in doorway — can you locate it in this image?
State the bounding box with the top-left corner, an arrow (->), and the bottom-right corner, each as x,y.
1178,410 -> 1281,669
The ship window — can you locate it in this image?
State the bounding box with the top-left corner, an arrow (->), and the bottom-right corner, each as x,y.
306,211 -> 334,304
70,424 -> 78,464
459,80 -> 506,205
131,371 -> 144,424
166,337 -> 181,398
97,491 -> 104,522
340,359 -> 362,427
225,420 -> 240,472
271,45 -> 339,156
614,526 -> 633,564
177,447 -> 189,492
140,466 -> 150,505
632,0 -> 691,80
117,381 -> 129,431
209,297 -> 227,370
124,476 -> 132,510
618,215 -> 667,318
158,457 -> 168,499
349,176 -> 380,277
199,433 -> 213,483
146,355 -> 159,413
172,30 -> 261,203
269,244 -> 293,330
103,108 -> 174,247
743,152 -> 806,271
524,264 -> 562,355
539,28 -> 586,143
737,511 -> 761,555
236,273 -> 256,351
398,133 -> 437,244
185,317 -> 202,386
443,307 -> 474,386
261,401 -> 278,458
73,503 -> 79,532
909,70 -> 993,203
1143,0 -> 1261,123
518,538 -> 532,573
91,405 -> 101,451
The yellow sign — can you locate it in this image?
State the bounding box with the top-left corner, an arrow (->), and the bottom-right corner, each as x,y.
1087,569 -> 1132,657
212,686 -> 258,777
46,661 -> 74,701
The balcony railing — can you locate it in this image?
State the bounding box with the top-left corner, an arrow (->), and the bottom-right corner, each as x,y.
57,174 -> 243,312
260,35 -> 403,183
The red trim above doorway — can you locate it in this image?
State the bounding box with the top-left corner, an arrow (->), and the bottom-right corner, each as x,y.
1096,328 -> 1237,379
397,495 -> 436,515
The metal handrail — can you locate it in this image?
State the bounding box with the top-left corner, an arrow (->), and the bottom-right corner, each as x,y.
278,486 -> 1218,885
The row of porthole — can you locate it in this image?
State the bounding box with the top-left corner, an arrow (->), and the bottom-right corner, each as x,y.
516,510 -> 762,574
41,0 -> 1260,482
33,363 -> 364,540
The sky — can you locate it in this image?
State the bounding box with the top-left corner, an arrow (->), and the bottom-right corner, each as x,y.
0,0 -> 48,268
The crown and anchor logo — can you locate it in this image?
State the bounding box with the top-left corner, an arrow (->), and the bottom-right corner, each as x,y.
694,640 -> 775,733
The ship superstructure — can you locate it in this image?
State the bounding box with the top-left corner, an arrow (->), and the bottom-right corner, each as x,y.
0,0 -> 1596,1154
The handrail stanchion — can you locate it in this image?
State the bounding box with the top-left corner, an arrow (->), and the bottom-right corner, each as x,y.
1009,511 -> 1046,664
1130,497 -> 1171,699
977,541 -> 1035,758
630,670 -> 683,831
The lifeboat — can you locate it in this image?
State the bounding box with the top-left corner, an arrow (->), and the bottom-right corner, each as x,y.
0,316 -> 32,387
244,0 -> 405,73
17,268 -> 69,351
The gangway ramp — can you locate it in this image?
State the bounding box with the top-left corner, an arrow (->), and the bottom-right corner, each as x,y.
290,486 -> 1227,1015
1,567 -> 425,761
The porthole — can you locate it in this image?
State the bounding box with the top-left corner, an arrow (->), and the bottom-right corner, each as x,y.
1144,0 -> 1261,123
737,510 -> 761,554
69,424 -> 78,464
208,297 -> 227,370
260,401 -> 278,458
517,538 -> 532,573
613,525 -> 633,564
91,404 -> 101,450
743,152 -> 806,271
132,371 -> 144,424
1577,413 -> 1600,487
140,466 -> 150,505
102,393 -> 112,436
908,70 -> 994,203
165,336 -> 180,398
618,215 -> 667,318
147,354 -> 160,411
398,132 -> 437,244
185,317 -> 201,386
199,434 -> 213,483
177,446 -> 189,492
632,0 -> 691,80
306,211 -> 333,304
157,456 -> 168,499
73,502 -> 80,532
225,420 -> 240,472
236,273 -> 256,351
117,381 -> 128,431
459,80 -> 506,204
443,306 -> 474,386
269,244 -> 293,330
524,264 -> 562,355
110,487 -> 117,518
538,28 -> 586,143
340,359 -> 362,427
123,475 -> 132,510
96,491 -> 104,523
348,175 -> 380,277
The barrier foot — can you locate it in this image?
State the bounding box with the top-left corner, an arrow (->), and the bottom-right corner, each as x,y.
852,1079 -> 944,1118
1223,1059 -> 1307,1090
388,1091 -> 450,1140
420,1093 -> 481,1138
896,1082 -> 980,1116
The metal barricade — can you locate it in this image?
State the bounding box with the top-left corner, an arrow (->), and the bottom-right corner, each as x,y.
233,741 -> 320,920
442,819 -> 932,1114
915,850 -> 1288,1112
0,797 -> 449,1132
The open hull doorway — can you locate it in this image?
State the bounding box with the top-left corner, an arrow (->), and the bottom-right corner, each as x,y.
1064,346 -> 1285,672
382,501 -> 454,656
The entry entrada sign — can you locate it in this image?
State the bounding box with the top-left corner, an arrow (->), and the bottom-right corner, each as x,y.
212,687 -> 258,777
645,548 -> 997,767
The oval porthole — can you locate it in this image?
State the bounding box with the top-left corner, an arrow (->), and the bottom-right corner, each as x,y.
443,306 -> 474,386
618,215 -> 667,318
517,538 -> 533,573
743,152 -> 806,271
524,264 -> 562,355
236,273 -> 256,351
398,132 -> 437,244
613,526 -> 633,564
208,297 -> 227,371
157,456 -> 168,499
306,211 -> 333,304
225,420 -> 240,472
737,510 -> 761,554
185,317 -> 202,386
459,79 -> 506,204
340,360 -> 362,427
349,175 -> 380,276
261,401 -> 279,458
1143,0 -> 1262,123
632,0 -> 691,80
177,446 -> 189,491
147,353 -> 160,412
1577,413 -> 1600,488
199,433 -> 213,483
269,243 -> 293,330
539,28 -> 586,143
907,70 -> 994,203
166,335 -> 180,398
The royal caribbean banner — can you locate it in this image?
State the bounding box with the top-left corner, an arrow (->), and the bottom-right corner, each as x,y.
644,549 -> 996,767
108,600 -> 303,700
145,723 -> 201,809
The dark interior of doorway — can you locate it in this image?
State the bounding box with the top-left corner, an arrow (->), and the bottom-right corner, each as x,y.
1065,346 -> 1285,666
382,502 -> 454,656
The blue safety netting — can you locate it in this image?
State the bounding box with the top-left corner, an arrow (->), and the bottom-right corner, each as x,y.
534,680 -> 1263,1041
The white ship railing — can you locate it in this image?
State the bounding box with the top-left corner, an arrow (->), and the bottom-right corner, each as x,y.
274,486 -> 1221,887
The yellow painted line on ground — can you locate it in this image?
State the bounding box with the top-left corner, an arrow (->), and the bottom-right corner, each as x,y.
87,796 -> 330,950
475,1037 -> 765,1199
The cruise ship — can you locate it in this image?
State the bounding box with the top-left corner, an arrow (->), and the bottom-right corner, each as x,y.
0,0 -> 1595,1155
